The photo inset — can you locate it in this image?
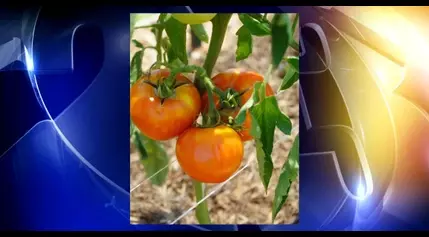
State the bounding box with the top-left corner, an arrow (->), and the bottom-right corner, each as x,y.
130,13 -> 299,225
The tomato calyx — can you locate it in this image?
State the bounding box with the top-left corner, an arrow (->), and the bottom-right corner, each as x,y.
216,88 -> 250,111
200,76 -> 222,128
140,72 -> 191,104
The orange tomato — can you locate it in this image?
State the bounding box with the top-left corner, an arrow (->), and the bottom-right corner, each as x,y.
201,69 -> 274,141
130,69 -> 201,141
176,125 -> 244,183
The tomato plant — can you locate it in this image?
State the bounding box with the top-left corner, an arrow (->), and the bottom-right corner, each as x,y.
130,13 -> 300,224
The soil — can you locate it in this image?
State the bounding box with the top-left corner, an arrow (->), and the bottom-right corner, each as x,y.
130,14 -> 300,225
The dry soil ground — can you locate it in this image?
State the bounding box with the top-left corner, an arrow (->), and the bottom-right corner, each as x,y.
130,14 -> 300,225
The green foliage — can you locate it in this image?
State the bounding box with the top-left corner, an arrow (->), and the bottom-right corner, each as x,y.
238,13 -> 271,36
280,56 -> 299,91
235,26 -> 253,62
271,13 -> 292,68
272,135 -> 299,221
134,132 -> 170,186
164,17 -> 188,65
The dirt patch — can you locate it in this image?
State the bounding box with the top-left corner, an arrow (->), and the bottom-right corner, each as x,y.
130,14 -> 299,225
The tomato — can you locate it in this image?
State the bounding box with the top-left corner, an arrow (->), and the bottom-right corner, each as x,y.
201,69 -> 274,141
176,125 -> 244,183
172,13 -> 216,25
130,69 -> 201,141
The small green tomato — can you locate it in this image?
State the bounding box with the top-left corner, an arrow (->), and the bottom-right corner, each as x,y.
172,13 -> 217,25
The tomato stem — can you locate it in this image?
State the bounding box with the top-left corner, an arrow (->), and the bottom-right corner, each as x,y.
191,14 -> 231,224
197,14 -> 232,92
155,27 -> 163,63
193,180 -> 211,224
134,23 -> 163,30
202,77 -> 221,127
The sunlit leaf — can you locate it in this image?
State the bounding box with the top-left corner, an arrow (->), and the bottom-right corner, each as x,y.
158,13 -> 172,23
235,26 -> 253,62
287,56 -> 299,71
130,50 -> 143,84
238,13 -> 271,36
272,135 -> 299,221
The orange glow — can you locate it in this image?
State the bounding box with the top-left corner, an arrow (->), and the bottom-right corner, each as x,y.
337,6 -> 429,92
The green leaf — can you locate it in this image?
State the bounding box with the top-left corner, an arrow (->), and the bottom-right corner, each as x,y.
279,56 -> 299,91
235,81 -> 262,125
272,135 -> 299,222
287,56 -> 299,71
130,50 -> 143,84
251,96 -> 279,157
135,132 -> 170,186
280,69 -> 298,91
277,112 -> 292,135
238,13 -> 271,36
158,13 -> 172,23
190,24 -> 209,43
271,13 -> 292,68
169,58 -> 185,69
250,96 -> 281,191
133,131 -> 148,160
255,139 -> 273,192
164,17 -> 188,65
247,13 -> 266,22
235,26 -> 253,62
132,39 -> 144,49
249,112 -> 261,139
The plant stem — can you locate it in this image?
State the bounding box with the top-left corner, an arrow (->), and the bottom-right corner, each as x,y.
155,27 -> 163,63
195,14 -> 232,93
201,76 -> 221,126
291,14 -> 299,33
191,14 -> 232,225
134,23 -> 163,30
290,40 -> 299,52
203,14 -> 232,78
193,180 -> 211,224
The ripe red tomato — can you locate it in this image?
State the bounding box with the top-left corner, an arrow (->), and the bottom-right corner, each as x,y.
130,69 -> 201,141
201,69 -> 274,141
172,14 -> 216,25
176,125 -> 244,183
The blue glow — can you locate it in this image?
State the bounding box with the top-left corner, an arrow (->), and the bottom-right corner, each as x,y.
356,177 -> 367,201
24,46 -> 34,72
